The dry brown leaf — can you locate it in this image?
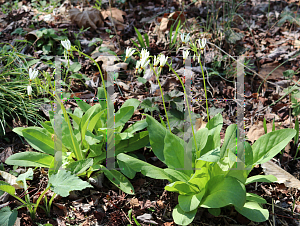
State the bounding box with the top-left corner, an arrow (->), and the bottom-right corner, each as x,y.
0,170 -> 24,189
246,121 -> 283,143
258,62 -> 288,80
195,118 -> 207,131
158,11 -> 186,32
129,198 -> 140,208
101,8 -> 126,23
261,161 -> 300,189
69,8 -> 104,30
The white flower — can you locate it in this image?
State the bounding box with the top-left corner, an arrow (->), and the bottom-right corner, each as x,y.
125,47 -> 135,60
27,85 -> 32,97
135,60 -> 141,74
183,50 -> 190,60
198,38 -> 207,51
29,68 -> 38,81
180,33 -> 190,44
153,55 -> 160,67
61,39 -> 71,51
193,53 -> 196,61
140,49 -> 150,60
159,54 -> 167,68
140,59 -> 150,70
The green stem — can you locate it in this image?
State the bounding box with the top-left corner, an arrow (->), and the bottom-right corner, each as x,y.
150,65 -> 171,132
33,187 -> 50,218
198,55 -> 210,122
167,63 -> 198,151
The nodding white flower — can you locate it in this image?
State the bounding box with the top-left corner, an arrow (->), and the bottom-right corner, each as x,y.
198,38 -> 207,51
61,39 -> 71,51
29,68 -> 38,82
180,33 -> 190,45
27,85 -> 32,97
159,54 -> 167,68
135,60 -> 141,73
140,59 -> 150,70
153,55 -> 160,67
125,47 -> 135,60
183,50 -> 190,60
140,49 -> 150,60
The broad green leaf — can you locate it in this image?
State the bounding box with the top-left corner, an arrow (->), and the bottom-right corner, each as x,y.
172,204 -> 197,226
220,124 -> 238,158
76,99 -> 91,112
117,153 -> 171,180
195,128 -> 208,153
115,131 -> 149,154
48,170 -> 92,197
201,176 -> 246,209
246,175 -> 277,185
146,115 -> 167,163
112,106 -> 134,130
69,62 -> 81,72
0,206 -> 18,226
165,181 -> 200,195
0,181 -> 16,196
197,147 -> 220,162
98,165 -> 134,194
80,104 -> 102,140
178,191 -> 204,212
164,168 -> 190,183
236,201 -> 269,222
66,158 -> 93,175
188,160 -> 210,190
123,119 -> 147,134
118,159 -> 136,179
6,152 -> 54,168
252,129 -> 296,165
164,132 -> 192,176
121,98 -> 140,111
246,193 -> 267,204
208,208 -> 221,216
13,127 -> 55,155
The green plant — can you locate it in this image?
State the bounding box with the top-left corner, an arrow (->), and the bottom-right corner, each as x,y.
5,88 -> 149,194
278,7 -> 300,27
33,28 -> 68,55
0,169 -> 91,225
11,28 -> 27,36
117,113 -> 296,225
131,27 -> 150,51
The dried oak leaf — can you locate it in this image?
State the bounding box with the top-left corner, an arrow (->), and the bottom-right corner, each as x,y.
158,11 -> 186,32
69,8 -> 104,30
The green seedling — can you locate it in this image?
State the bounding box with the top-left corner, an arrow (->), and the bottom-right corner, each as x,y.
131,27 -> 150,50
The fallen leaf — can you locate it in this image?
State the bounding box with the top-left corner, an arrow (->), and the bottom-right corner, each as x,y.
69,8 -> 104,30
261,160 -> 300,189
101,8 -> 126,24
0,171 -> 23,189
129,198 -> 140,208
158,11 -> 186,32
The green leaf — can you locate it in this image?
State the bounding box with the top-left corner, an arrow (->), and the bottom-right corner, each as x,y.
236,201 -> 269,222
252,129 -> 296,165
245,175 -> 277,185
208,208 -> 221,216
201,176 -> 246,209
98,165 -> 134,194
197,147 -> 220,162
117,158 -> 136,179
134,27 -> 146,48
0,206 -> 18,226
220,124 -> 238,158
66,158 -> 93,175
144,33 -> 150,47
164,132 -> 192,176
117,153 -> 171,180
6,152 -> 54,168
0,181 -> 15,196
17,168 -> 33,184
48,170 -> 92,197
165,181 -> 199,195
123,119 -> 147,134
115,131 -> 149,154
13,127 -> 55,155
146,115 -> 167,163
178,191 -> 205,212
69,62 -> 81,72
195,128 -> 208,153
172,204 -> 197,226
164,168 -> 190,182
113,106 -> 134,129
246,193 -> 267,204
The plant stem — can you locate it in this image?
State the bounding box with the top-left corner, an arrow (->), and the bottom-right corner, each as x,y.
150,65 -> 171,132
167,64 -> 198,151
33,187 -> 51,218
198,55 -> 210,122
